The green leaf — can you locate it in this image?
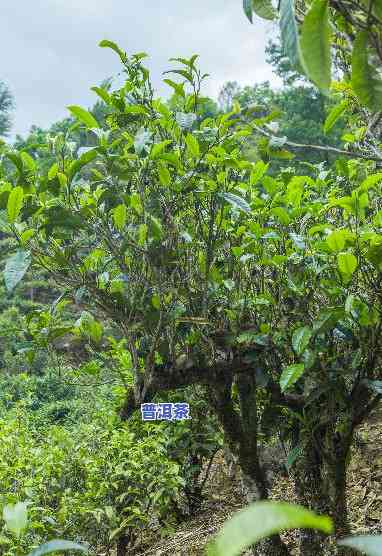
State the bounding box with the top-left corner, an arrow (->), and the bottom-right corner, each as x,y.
271,207 -> 290,225
169,55 -> 199,69
68,149 -> 98,181
7,186 -> 23,223
138,223 -> 147,245
250,161 -> 268,185
164,69 -> 194,84
221,193 -> 251,214
359,172 -> 382,191
125,104 -> 147,115
269,148 -> 295,160
43,207 -> 83,233
243,0 -> 253,22
163,79 -> 186,99
5,152 -> 23,173
28,540 -> 89,556
252,0 -> 277,20
99,40 -> 127,62
83,249 -> 105,271
89,320 -> 103,343
185,133 -> 200,157
374,0 -> 382,18
292,326 -> 312,355
91,86 -> 112,105
158,164 -> 171,187
324,100 -> 348,134
148,214 -> 163,239
3,251 -> 31,292
20,151 -> 36,172
351,31 -> 382,111
150,140 -> 172,159
308,223 -> 332,236
286,175 -> 306,207
48,163 -> 58,181
338,535 -> 382,556
151,294 -> 161,310
76,312 -> 103,343
280,363 -> 305,392
67,105 -> 99,129
345,293 -> 356,314
300,0 -> 331,92
326,230 -> 346,252
130,193 -> 143,214
279,0 -> 301,69
337,252 -> 358,276
113,204 -> 127,231
207,501 -> 332,556
57,172 -> 68,187
313,308 -> 344,333
20,229 -> 34,245
3,502 -> 28,538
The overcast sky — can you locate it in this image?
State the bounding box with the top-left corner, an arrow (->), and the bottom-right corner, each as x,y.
2,0 -> 280,140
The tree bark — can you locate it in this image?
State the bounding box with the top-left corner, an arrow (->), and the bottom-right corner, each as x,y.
116,534 -> 130,556
293,428 -> 356,556
293,439 -> 332,555
207,375 -> 290,556
118,357 -> 310,555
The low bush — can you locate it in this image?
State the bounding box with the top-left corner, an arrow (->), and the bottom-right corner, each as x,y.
0,407 -> 183,555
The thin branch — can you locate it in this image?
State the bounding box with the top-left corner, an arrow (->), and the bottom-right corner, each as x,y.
251,123 -> 382,162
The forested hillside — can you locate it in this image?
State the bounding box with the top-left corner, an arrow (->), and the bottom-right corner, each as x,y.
1,1 -> 382,555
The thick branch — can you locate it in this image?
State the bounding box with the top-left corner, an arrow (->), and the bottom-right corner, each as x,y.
120,354 -> 305,420
144,358 -> 239,398
119,357 -> 239,419
352,390 -> 382,428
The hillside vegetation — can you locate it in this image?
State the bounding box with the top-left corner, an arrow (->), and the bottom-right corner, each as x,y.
1,1 -> 382,555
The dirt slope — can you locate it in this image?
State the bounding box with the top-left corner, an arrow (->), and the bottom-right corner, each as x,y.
134,409 -> 382,556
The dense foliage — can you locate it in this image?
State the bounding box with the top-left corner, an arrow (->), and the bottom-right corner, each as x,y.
0,373 -> 222,555
244,0 -> 382,112
0,83 -> 13,138
0,1 -> 382,553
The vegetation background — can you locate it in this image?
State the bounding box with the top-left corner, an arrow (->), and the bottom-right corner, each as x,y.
0,1 -> 382,555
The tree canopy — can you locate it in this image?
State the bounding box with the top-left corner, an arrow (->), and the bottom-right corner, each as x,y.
0,3 -> 382,555
0,82 -> 14,138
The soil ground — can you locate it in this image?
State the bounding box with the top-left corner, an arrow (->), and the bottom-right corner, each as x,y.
130,408 -> 382,555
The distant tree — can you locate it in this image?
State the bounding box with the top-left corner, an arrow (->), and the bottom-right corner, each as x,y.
242,0 -> 382,152
217,80 -> 241,112
265,39 -> 303,87
0,82 -> 14,137
217,39 -> 345,165
264,40 -> 345,162
217,79 -> 343,164
167,94 -> 219,122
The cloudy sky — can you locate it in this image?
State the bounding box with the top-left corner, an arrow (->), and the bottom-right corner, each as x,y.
2,0 -> 280,140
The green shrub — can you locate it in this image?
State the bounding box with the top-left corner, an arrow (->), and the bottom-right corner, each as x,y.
0,408 -> 183,555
